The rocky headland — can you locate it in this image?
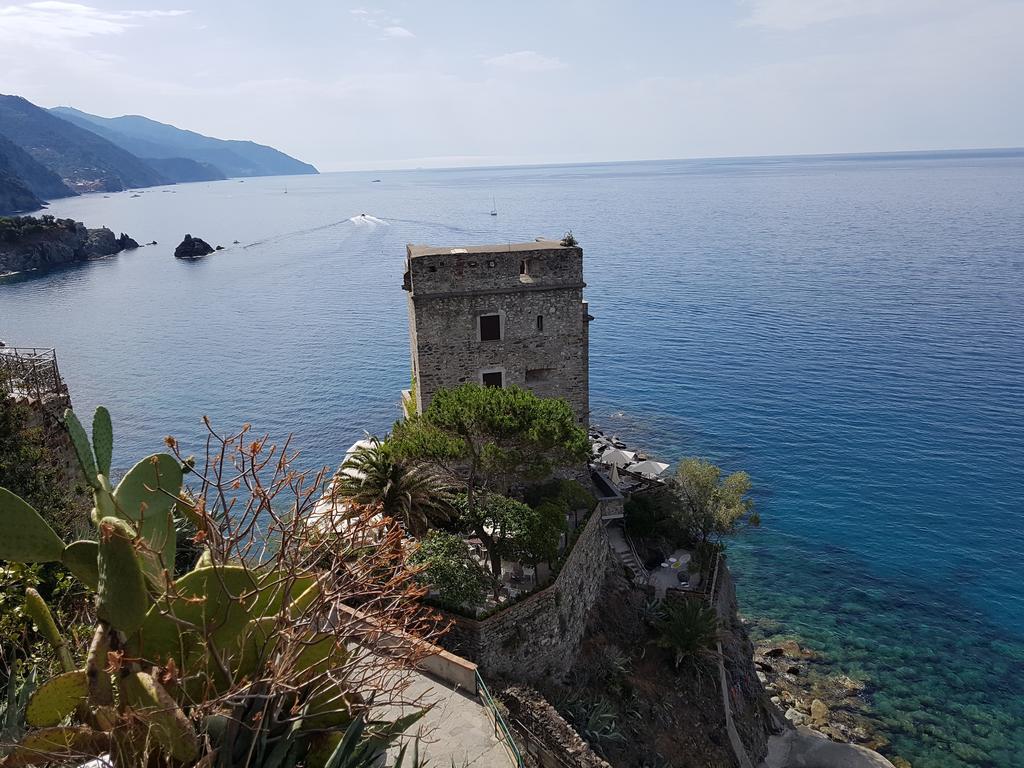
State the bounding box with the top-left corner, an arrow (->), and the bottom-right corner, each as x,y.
0,214 -> 138,276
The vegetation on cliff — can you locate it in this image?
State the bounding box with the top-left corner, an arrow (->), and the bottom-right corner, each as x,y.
0,94 -> 165,193
0,135 -> 75,215
0,215 -> 138,275
389,383 -> 589,600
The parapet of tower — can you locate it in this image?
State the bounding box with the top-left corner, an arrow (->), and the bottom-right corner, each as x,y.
402,238 -> 590,425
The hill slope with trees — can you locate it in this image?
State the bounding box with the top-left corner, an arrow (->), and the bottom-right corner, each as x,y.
0,94 -> 166,192
51,106 -> 318,178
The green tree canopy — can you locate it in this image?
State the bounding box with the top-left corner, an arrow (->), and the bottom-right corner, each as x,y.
451,491 -> 565,594
391,384 -> 589,503
671,458 -> 757,547
408,530 -> 488,608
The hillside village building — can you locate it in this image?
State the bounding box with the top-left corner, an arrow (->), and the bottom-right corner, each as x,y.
402,239 -> 590,425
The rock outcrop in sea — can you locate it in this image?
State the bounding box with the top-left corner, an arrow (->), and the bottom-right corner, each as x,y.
0,215 -> 140,275
174,234 -> 214,259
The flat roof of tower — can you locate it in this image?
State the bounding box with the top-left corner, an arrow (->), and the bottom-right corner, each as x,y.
407,239 -> 571,258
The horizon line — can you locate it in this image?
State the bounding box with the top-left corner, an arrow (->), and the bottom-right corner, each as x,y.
321,145 -> 1024,175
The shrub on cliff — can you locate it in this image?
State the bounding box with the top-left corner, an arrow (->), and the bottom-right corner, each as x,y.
654,599 -> 720,670
670,458 -> 758,548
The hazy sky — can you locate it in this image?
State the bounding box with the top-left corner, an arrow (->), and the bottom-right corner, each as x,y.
1,0 -> 1022,170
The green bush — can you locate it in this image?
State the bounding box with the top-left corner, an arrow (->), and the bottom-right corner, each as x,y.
654,599 -> 719,670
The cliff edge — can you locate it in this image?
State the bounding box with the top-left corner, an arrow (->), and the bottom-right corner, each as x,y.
0,215 -> 138,276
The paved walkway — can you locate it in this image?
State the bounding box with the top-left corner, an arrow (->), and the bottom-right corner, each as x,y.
378,670 -> 517,768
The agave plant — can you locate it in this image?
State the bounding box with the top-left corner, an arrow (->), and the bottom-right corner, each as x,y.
0,407 -> 430,767
653,599 -> 720,670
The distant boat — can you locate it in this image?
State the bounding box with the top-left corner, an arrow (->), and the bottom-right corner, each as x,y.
284,186 -> 288,194
490,196 -> 498,216
371,179 -> 382,183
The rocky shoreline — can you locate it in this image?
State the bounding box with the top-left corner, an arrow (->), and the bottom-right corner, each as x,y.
0,214 -> 139,276
751,631 -> 911,767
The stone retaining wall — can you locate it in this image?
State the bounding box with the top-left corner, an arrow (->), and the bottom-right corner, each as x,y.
437,504 -> 612,683
499,685 -> 611,768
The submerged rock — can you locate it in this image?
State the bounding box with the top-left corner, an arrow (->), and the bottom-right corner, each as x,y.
174,234 -> 214,259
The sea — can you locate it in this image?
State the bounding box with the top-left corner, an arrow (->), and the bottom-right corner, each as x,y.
2,150 -> 1022,768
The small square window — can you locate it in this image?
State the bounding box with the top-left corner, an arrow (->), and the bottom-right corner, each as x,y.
482,371 -> 503,388
480,314 -> 501,341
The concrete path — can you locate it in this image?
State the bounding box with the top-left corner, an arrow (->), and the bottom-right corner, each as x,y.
379,670 -> 518,768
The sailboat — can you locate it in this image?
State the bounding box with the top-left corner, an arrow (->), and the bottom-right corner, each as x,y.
490,196 -> 498,216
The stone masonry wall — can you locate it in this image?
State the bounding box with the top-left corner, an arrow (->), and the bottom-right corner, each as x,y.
437,504 -> 612,683
405,244 -> 589,424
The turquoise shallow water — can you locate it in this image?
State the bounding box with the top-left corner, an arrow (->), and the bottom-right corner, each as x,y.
2,151 -> 1023,767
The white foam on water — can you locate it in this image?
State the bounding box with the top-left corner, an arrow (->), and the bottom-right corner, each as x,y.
348,214 -> 388,226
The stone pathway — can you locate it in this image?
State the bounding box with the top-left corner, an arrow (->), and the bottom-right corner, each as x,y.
379,669 -> 518,768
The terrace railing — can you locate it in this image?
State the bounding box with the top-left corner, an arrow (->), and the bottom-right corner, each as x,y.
0,347 -> 68,402
476,670 -> 524,768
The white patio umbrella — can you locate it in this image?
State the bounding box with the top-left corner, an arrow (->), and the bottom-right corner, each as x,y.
626,459 -> 670,479
600,448 -> 636,467
610,462 -> 621,485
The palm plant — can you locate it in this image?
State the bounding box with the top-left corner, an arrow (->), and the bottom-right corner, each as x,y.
335,437 -> 450,537
654,599 -> 720,670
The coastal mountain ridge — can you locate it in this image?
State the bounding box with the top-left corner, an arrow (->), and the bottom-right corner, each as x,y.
0,94 -> 318,214
0,94 -> 164,194
50,106 -> 318,179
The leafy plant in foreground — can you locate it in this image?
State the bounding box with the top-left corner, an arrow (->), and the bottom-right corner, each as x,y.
0,407 -> 437,767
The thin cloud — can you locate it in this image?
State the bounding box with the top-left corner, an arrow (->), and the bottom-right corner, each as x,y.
0,2 -> 189,42
382,25 -> 413,38
350,7 -> 414,39
485,50 -> 566,73
741,0 -> 891,30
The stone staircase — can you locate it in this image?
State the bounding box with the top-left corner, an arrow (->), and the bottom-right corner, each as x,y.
606,522 -> 647,583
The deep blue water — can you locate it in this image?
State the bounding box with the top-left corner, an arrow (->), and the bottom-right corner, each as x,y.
2,151 -> 1023,767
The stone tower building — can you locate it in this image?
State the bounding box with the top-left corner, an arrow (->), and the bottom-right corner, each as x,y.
402,239 -> 590,425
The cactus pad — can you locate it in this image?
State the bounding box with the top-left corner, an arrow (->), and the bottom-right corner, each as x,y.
91,406 -> 113,477
97,517 -> 150,634
2,726 -> 109,767
63,409 -> 98,488
118,671 -> 199,763
61,540 -> 99,590
113,453 -> 182,573
0,489 -> 65,563
25,671 -> 87,727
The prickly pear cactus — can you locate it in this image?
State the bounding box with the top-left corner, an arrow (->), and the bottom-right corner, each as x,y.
91,406 -> 113,477
118,672 -> 199,763
96,517 -> 150,634
25,672 -> 87,727
63,410 -> 98,489
61,540 -> 99,590
0,489 -> 65,563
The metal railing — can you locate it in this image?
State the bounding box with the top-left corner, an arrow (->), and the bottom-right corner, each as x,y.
510,717 -> 578,768
476,670 -> 524,768
622,528 -> 650,583
0,347 -> 68,401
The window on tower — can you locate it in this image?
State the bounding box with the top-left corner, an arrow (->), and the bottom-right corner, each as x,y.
479,314 -> 501,341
